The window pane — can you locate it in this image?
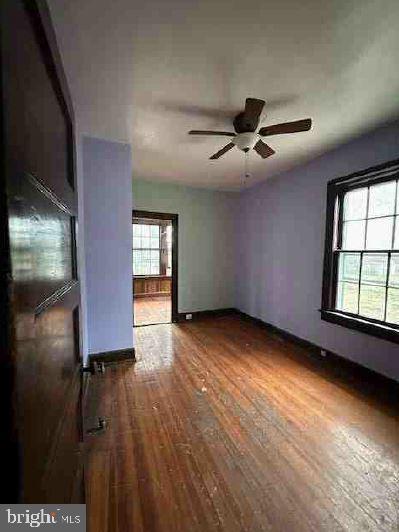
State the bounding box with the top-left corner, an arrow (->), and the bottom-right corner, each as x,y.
368,181 -> 396,218
141,236 -> 150,249
336,282 -> 358,313
133,249 -> 157,275
359,285 -> 385,320
366,217 -> 394,250
150,237 -> 159,249
338,253 -> 360,282
133,224 -> 141,237
133,252 -> 141,274
389,253 -> 399,287
343,188 -> 367,220
141,225 -> 150,237
342,220 -> 365,250
133,237 -> 140,248
386,288 -> 399,325
150,250 -> 160,262
394,219 -> 399,249
361,253 -> 388,286
150,225 -> 159,238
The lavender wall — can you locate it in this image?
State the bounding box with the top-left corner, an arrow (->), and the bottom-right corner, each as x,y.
75,129 -> 89,363
237,122 -> 399,381
83,136 -> 133,355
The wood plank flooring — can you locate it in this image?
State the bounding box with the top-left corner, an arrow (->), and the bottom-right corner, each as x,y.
85,314 -> 399,531
134,295 -> 171,326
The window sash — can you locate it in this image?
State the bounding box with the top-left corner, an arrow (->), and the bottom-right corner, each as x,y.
333,249 -> 399,328
335,180 -> 399,252
133,249 -> 160,276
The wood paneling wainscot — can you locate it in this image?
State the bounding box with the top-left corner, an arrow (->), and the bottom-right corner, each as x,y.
133,276 -> 171,298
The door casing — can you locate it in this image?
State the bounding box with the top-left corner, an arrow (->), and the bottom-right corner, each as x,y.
133,210 -> 179,324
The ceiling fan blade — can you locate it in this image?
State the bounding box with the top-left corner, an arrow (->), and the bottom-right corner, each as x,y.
259,118 -> 312,137
209,142 -> 235,160
189,130 -> 236,137
243,98 -> 265,131
253,140 -> 275,159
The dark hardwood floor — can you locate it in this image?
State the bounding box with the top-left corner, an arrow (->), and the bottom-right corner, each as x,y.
85,314 -> 399,531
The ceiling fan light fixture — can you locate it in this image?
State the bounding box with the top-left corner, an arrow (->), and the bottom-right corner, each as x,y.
233,132 -> 259,152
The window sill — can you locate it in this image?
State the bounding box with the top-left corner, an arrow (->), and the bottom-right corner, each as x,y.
320,309 -> 399,344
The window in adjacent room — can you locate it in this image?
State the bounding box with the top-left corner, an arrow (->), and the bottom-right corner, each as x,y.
132,223 -> 161,275
321,159 -> 399,343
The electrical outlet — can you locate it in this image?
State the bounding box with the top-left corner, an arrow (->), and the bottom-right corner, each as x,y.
186,313 -> 192,320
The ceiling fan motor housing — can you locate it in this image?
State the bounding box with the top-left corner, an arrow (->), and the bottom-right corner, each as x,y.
233,132 -> 259,152
233,111 -> 257,133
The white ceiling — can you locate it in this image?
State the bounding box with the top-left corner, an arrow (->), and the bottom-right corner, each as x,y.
48,0 -> 399,190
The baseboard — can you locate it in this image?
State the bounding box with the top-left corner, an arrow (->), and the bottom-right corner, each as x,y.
236,310 -> 319,354
89,347 -> 136,365
178,308 -> 237,322
235,309 -> 399,397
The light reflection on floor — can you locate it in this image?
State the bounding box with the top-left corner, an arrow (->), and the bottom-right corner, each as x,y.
134,295 -> 171,326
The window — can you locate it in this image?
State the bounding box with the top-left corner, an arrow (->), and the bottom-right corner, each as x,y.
133,223 -> 161,275
321,159 -> 399,343
132,220 -> 172,276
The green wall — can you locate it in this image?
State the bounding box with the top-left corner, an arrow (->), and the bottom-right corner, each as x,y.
132,179 -> 237,313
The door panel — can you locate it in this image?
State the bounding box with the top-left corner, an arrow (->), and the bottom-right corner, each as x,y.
4,0 -> 75,201
8,172 -> 76,312
1,0 -> 83,502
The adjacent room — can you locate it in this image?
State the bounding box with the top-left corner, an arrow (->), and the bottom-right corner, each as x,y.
133,214 -> 174,326
2,0 -> 399,531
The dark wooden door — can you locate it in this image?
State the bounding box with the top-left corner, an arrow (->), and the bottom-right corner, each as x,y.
1,0 -> 84,502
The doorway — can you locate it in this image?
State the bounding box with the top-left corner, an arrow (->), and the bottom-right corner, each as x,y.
133,210 -> 178,326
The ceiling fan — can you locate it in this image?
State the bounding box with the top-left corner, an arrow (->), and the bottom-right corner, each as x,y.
188,98 -> 312,160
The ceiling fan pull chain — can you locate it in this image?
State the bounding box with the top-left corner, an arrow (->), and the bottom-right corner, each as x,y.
244,151 -> 250,181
